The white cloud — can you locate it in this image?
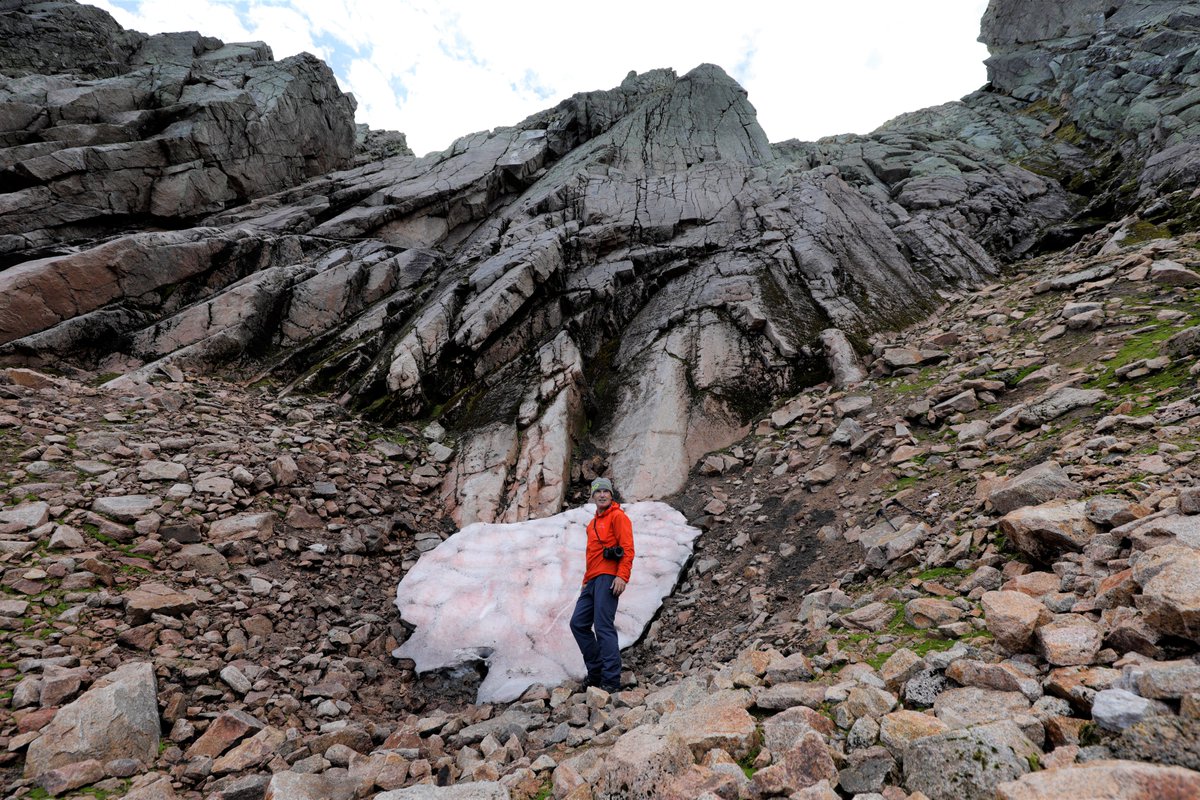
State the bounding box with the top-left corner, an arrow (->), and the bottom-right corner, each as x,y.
242,3 -> 329,63
91,0 -> 254,44
86,0 -> 991,155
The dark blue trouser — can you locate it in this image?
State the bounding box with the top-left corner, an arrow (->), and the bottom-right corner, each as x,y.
570,574 -> 621,687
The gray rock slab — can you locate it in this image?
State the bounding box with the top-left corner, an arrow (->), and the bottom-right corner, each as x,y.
91,495 -> 160,522
24,661 -> 159,777
988,461 -> 1081,515
903,721 -> 1039,800
1016,387 -> 1105,428
0,502 -> 50,530
1091,688 -> 1168,732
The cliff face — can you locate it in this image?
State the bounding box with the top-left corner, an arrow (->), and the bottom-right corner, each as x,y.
2,0 -> 1199,524
881,0 -> 1200,229
0,0 -> 359,260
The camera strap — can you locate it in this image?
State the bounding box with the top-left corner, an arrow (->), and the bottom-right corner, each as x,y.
589,513 -> 614,549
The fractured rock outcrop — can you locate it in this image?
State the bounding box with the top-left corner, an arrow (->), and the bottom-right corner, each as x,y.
0,0 -> 356,256
4,0 -> 1200,524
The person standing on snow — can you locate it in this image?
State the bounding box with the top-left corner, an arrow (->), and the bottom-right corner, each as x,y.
569,477 -> 634,693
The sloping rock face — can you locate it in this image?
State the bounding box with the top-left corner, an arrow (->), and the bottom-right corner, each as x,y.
0,0 -> 357,259
1,0 -> 1198,523
876,0 -> 1200,242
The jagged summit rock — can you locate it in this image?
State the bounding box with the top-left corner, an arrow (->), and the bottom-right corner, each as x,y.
0,0 -> 357,257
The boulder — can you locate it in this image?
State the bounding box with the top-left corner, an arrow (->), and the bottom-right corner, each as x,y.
1003,571 -> 1062,597
1124,514 -> 1200,551
982,590 -> 1050,653
91,495 -> 160,522
933,686 -> 1032,729
763,652 -> 814,684
1016,388 -> 1105,428
1132,660 -> 1200,700
24,662 -> 159,777
903,721 -> 1040,800
137,460 -> 187,481
656,689 -> 758,760
879,648 -> 925,691
841,685 -> 899,722
818,328 -> 866,387
1085,495 -> 1147,527
762,706 -> 835,753
1111,716 -> 1200,771
999,501 -> 1096,561
597,724 -> 694,800
1036,614 -> 1102,666
124,582 -> 197,624
944,659 -> 1041,701
1091,689 -> 1169,732
996,759 -> 1200,800
837,745 -> 896,795
208,512 -> 275,541
264,771 -> 360,800
878,709 -> 950,751
0,501 -> 50,531
39,759 -> 105,796
1134,547 -> 1200,642
843,601 -> 897,632
987,462 -> 1081,515
904,597 -> 963,629
750,731 -> 837,797
212,726 -> 287,774
184,709 -> 264,759
1150,259 -> 1200,286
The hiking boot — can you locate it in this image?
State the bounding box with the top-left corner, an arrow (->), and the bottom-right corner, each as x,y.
600,683 -> 620,694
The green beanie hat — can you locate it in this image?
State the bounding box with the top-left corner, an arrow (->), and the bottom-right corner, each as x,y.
590,477 -> 614,495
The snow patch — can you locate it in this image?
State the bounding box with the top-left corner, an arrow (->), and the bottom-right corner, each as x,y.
394,501 -> 700,702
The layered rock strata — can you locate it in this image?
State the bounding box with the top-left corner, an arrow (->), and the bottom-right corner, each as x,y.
0,0 -> 357,258
2,0 -> 1200,524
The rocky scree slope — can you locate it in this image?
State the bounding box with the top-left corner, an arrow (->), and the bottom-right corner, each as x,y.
3,0 -> 1200,797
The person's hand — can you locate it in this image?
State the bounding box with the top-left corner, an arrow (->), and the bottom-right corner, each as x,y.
612,577 -> 626,596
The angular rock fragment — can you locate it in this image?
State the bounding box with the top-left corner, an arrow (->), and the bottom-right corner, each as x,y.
996,759 -> 1200,799
1016,387 -> 1105,428
903,721 -> 1040,800
1000,501 -> 1096,562
1036,614 -> 1102,666
24,662 -> 159,778
1134,546 -> 1200,642
124,582 -> 197,624
987,461 -> 1080,515
91,495 -> 160,522
983,590 -> 1050,654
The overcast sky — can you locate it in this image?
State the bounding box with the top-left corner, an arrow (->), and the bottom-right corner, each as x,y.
88,0 -> 992,156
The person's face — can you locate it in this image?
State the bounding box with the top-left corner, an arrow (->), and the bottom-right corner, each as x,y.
592,489 -> 612,510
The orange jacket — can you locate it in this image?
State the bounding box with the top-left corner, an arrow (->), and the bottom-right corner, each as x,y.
583,502 -> 634,584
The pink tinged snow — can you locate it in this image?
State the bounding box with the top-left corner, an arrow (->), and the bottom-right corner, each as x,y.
393,501 -> 700,702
